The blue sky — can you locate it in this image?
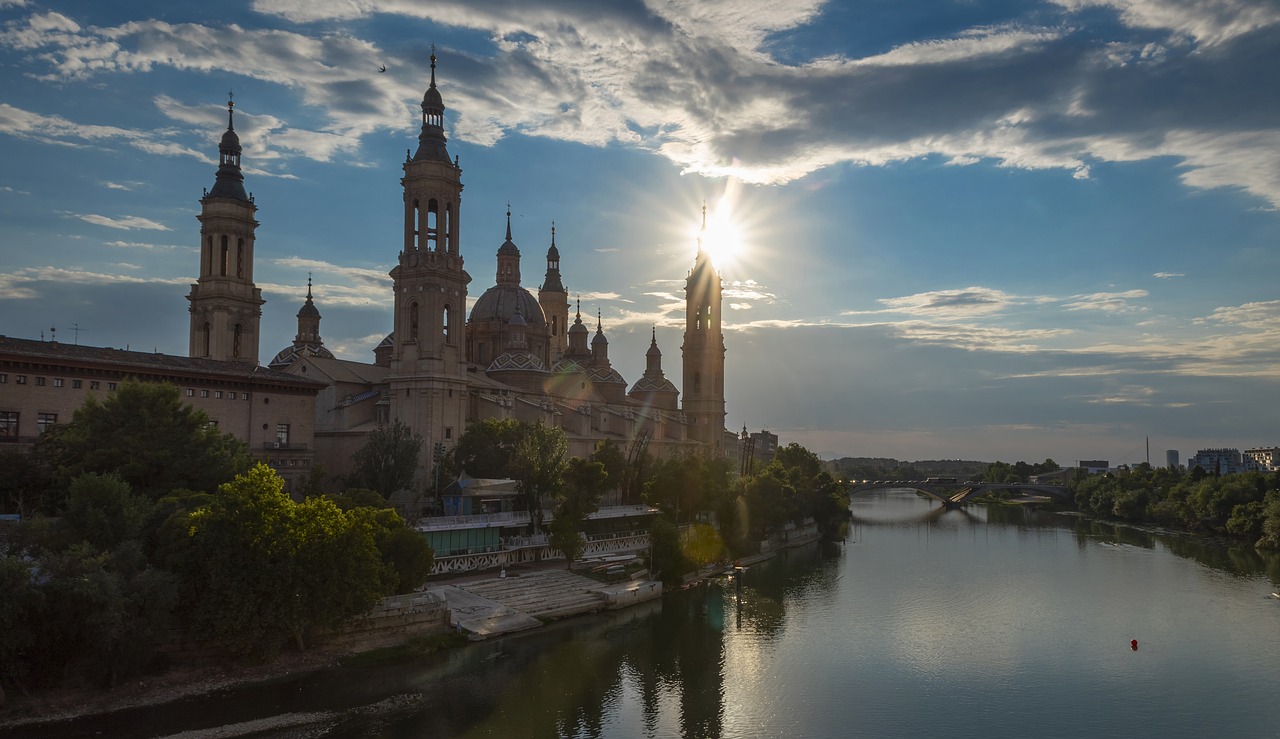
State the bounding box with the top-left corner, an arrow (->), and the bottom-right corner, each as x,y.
2,0 -> 1278,464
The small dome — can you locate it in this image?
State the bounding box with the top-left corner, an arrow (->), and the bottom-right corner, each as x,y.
488,351 -> 546,373
376,333 -> 395,351
422,85 -> 443,112
297,300 -> 320,318
219,127 -> 241,152
498,236 -> 519,256
629,375 -> 678,395
592,330 -> 607,346
268,343 -> 334,369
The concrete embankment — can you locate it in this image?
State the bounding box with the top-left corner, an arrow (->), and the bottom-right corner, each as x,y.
426,568 -> 663,640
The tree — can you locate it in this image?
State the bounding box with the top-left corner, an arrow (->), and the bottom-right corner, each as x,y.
348,420 -> 423,499
0,447 -> 56,518
514,423 -> 568,539
453,418 -> 525,478
591,439 -> 627,502
549,457 -> 607,567
36,379 -> 249,501
177,464 -> 391,654
646,516 -> 687,587
61,473 -> 153,553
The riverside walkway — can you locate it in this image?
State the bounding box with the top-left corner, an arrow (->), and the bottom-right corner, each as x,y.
427,567 -> 661,640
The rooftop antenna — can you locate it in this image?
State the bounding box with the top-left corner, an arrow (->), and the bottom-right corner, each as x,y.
71,323 -> 86,345
49,324 -> 56,342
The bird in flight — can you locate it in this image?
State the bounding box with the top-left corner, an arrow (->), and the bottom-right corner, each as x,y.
378,64 -> 387,73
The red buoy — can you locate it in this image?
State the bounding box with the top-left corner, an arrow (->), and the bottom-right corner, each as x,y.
1131,639 -> 1138,651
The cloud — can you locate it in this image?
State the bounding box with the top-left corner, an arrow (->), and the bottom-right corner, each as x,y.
1061,289 -> 1149,312
1049,0 -> 1280,46
76,214 -> 172,231
4,2 -> 1276,206
878,287 -> 1021,318
1153,271 -> 1185,278
104,240 -> 195,251
0,266 -> 191,299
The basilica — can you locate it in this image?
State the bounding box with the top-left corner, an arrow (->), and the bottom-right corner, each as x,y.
185,53 -> 731,486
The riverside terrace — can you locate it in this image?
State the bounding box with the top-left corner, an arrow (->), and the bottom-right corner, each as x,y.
415,504 -> 658,575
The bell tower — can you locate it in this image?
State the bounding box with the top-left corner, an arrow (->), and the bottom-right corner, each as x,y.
387,49 -> 471,476
188,94 -> 264,363
681,205 -> 726,456
538,223 -> 569,364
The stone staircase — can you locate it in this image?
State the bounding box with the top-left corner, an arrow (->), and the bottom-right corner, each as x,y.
455,570 -> 607,621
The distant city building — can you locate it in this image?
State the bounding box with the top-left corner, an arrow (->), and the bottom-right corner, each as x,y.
1187,448 -> 1259,475
1078,460 -> 1110,474
1243,447 -> 1280,472
750,429 -> 779,464
1166,449 -> 1179,470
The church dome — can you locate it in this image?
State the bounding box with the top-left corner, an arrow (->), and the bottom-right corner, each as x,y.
469,285 -> 547,329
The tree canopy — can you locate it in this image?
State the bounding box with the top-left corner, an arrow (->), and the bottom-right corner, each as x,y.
36,379 -> 249,502
348,419 -> 423,499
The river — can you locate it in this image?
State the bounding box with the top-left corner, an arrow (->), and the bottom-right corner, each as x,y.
10,488 -> 1280,738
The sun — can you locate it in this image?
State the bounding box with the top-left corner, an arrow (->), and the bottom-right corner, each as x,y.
700,204 -> 744,271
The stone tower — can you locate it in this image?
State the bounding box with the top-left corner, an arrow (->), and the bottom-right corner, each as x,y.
681,205 -> 726,456
387,50 -> 472,469
538,224 -> 569,364
187,95 -> 264,363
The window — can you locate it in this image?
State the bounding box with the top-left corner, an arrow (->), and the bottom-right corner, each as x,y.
220,235 -> 229,276
233,324 -> 242,358
276,424 -> 290,446
227,392 -> 237,400
16,375 -> 26,385
37,413 -> 57,434
35,377 -> 45,387
107,383 -> 117,391
445,427 -> 452,440
214,391 -> 223,399
0,374 -> 5,383
200,390 -> 209,398
409,302 -> 419,342
0,411 -> 17,437
443,305 -> 451,341
72,379 -> 82,389
89,381 -> 99,390
186,389 -> 194,397
53,378 -> 64,388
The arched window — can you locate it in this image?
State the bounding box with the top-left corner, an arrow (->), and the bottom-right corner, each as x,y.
411,199 -> 420,250
551,316 -> 558,336
207,237 -> 214,274
443,304 -> 451,341
409,302 -> 419,342
236,238 -> 244,278
202,322 -> 210,356
220,236 -> 229,276
426,199 -> 439,252
445,203 -> 454,254
694,372 -> 701,394
232,323 -> 242,358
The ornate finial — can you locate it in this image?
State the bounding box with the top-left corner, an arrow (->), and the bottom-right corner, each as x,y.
651,325 -> 657,344
596,308 -> 602,332
551,221 -> 556,246
505,203 -> 512,240
306,272 -> 313,300
429,44 -> 437,88
227,90 -> 236,130
576,297 -> 581,318
701,201 -> 707,228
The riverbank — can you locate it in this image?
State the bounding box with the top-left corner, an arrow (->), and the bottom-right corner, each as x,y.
0,560 -> 655,730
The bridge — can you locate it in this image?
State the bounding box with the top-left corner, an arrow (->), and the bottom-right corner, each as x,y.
846,480 -> 1072,507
